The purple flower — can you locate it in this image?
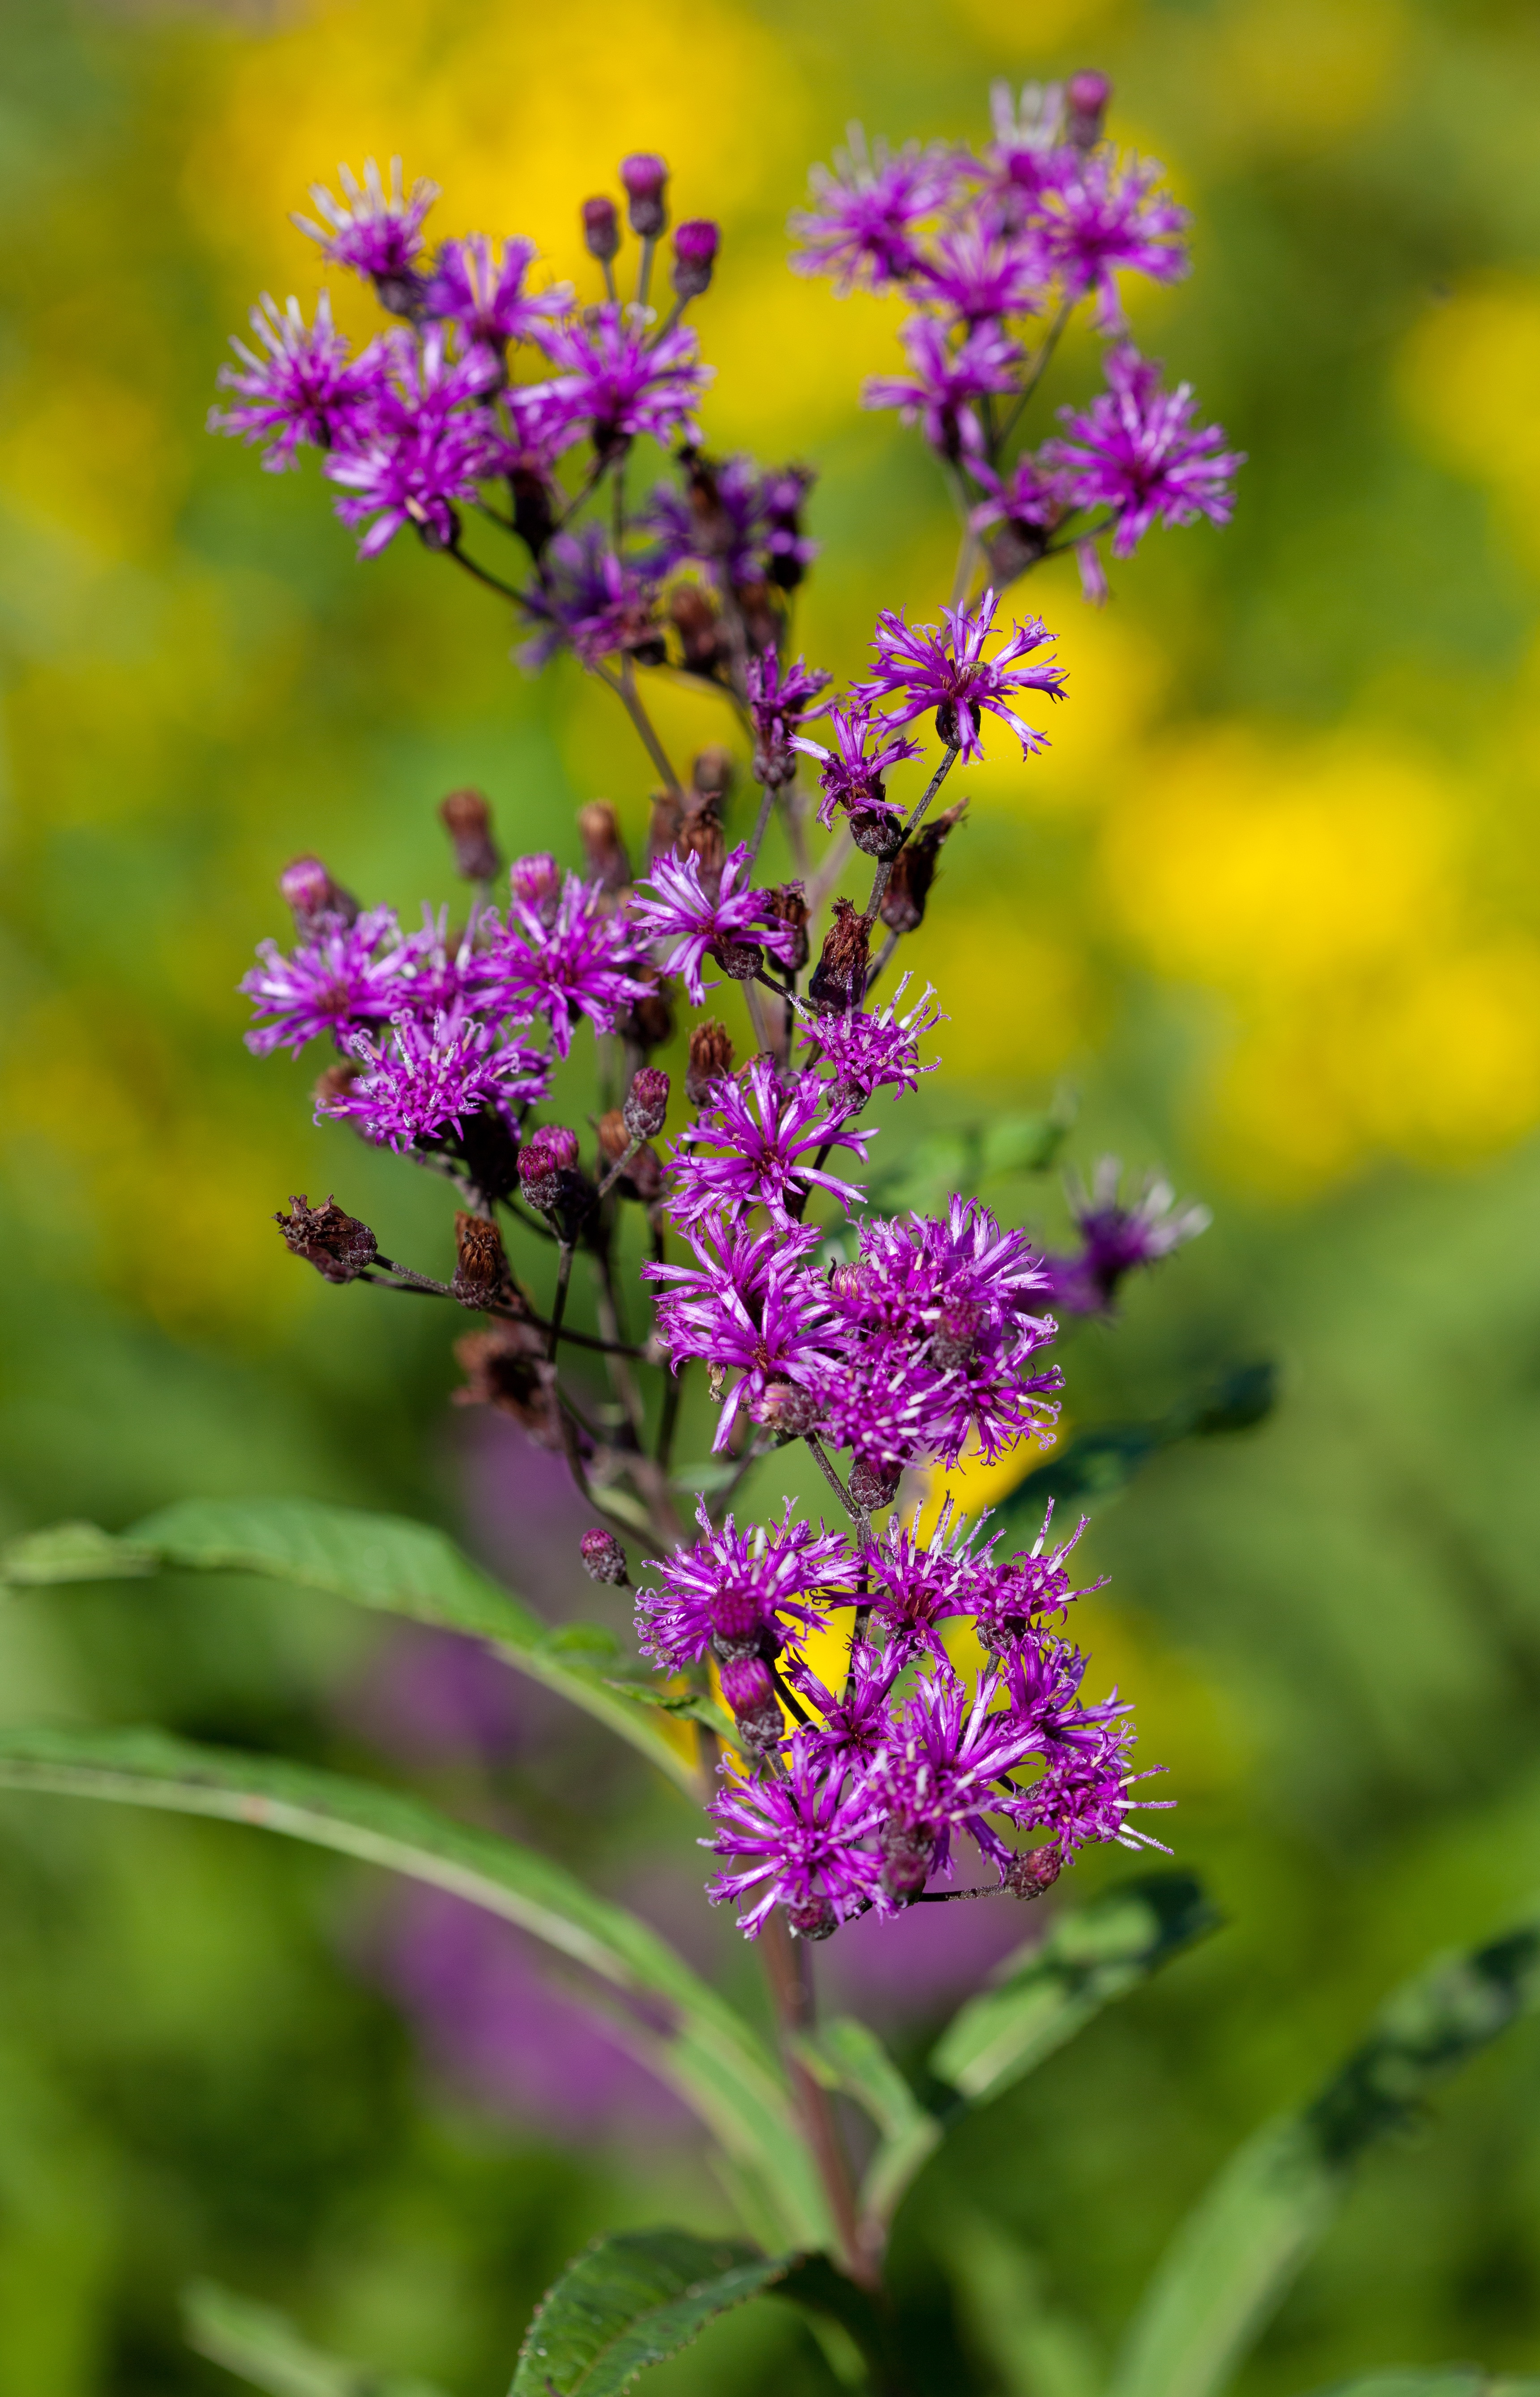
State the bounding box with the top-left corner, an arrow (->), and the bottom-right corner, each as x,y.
1038,153 -> 1189,332
293,157 -> 438,295
789,135 -> 958,295
1043,1157 -> 1211,1314
240,905 -> 418,1055
863,317 -> 1023,460
866,1516 -> 974,1669
858,588 -> 1065,762
873,1665 -> 1046,1899
642,454 -> 813,588
790,701 -> 924,829
520,526 -> 661,669
324,326 -> 499,556
423,235 -> 573,366
635,1498 -> 861,1670
706,1732 -> 885,1938
1020,1725 -> 1173,1856
536,303 -> 710,452
1042,346 -> 1244,557
787,1644 -> 907,1772
980,80 -> 1071,227
475,865 -> 649,1057
969,1502 -> 1105,1651
319,1008 -> 551,1150
969,452 -> 1066,539
209,293 -> 386,471
667,1055 -> 872,1228
916,227 -> 1048,325
799,975 -> 942,1109
745,646 -> 832,788
631,843 -> 802,1005
643,1216 -> 834,1451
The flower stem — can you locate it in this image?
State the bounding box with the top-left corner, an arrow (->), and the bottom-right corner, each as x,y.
744,781 -> 777,873
863,745 -> 958,927
593,658 -> 685,797
759,1913 -> 879,2290
547,1242 -> 575,1360
804,1433 -> 859,1524
445,542 -> 523,604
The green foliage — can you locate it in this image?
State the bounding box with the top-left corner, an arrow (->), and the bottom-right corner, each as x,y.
994,1369 -> 1278,1527
1108,1915 -> 1540,2397
509,2231 -> 799,2397
931,1874 -> 1221,2108
184,2280 -> 447,2397
1308,2378 -> 1540,2397
0,1724 -> 827,2250
0,1521 -> 153,1584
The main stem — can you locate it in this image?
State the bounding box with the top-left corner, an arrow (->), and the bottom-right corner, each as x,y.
760,1913 -> 878,2290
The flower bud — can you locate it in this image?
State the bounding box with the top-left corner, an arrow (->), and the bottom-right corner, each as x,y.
619,150 -> 669,238
687,1021 -> 734,1107
849,808 -> 906,861
576,800 -> 631,894
880,802 -> 967,936
787,1897 -> 838,1940
518,1126 -> 580,1213
710,937 -> 764,983
581,195 -> 620,262
669,583 -> 723,677
509,852 -> 564,925
763,883 -> 809,972
689,745 -> 735,811
756,1380 -> 824,1437
623,1066 -> 670,1141
719,1653 -> 784,1754
848,1454 -> 901,1513
438,787 -> 500,882
1065,70 -> 1112,150
671,218 -> 719,300
280,856 -> 358,933
808,897 -> 870,1013
1004,1841 -> 1063,1900
880,1816 -> 936,1903
452,1210 -> 512,1311
648,786 -> 684,860
580,1526 -> 630,1586
511,465 -> 557,558
274,1194 -> 378,1283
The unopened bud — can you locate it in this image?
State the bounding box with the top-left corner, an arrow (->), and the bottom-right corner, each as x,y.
619,150 -> 669,238
582,195 -> 620,262
1004,1841 -> 1063,1900
274,1194 -> 377,1283
880,1815 -> 936,1903
787,1897 -> 838,1940
756,1380 -> 824,1438
1065,70 -> 1112,150
763,883 -> 809,972
669,583 -> 723,677
671,218 -> 719,300
880,802 -> 967,936
689,745 -> 735,810
580,1526 -> 630,1586
518,1126 -> 580,1213
849,808 -> 906,861
808,897 -> 870,1013
719,1654 -> 784,1754
623,1066 -> 670,1140
439,788 -> 500,882
576,800 -> 631,894
687,1021 -> 735,1106
849,1455 -> 901,1512
452,1210 -> 511,1311
279,856 -> 358,933
509,852 -> 564,925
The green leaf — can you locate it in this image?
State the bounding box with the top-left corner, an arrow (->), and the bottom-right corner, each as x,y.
942,2213 -> 1103,2397
1309,2376 -> 1540,2397
183,2279 -> 446,2397
0,1725 -> 827,2249
1108,1915 -> 1540,2397
0,1521 -> 154,1585
508,2229 -> 797,2397
792,2015 -> 943,2237
931,1872 -> 1220,2107
996,1364 -> 1278,1527
108,1496 -> 699,1795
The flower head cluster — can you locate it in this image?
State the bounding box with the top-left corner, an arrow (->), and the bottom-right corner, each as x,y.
1043,346 -> 1244,556
208,294 -> 386,471
1043,1158 -> 1211,1314
858,588 -> 1065,762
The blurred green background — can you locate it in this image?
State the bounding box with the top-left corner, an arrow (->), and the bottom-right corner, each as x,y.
7,0 -> 1540,2388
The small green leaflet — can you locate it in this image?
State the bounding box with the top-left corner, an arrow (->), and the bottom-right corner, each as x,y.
509,2230 -> 797,2397
931,1871 -> 1220,2106
1108,1913 -> 1540,2397
5,1496 -> 698,1796
0,1724 -> 827,2251
183,2278 -> 446,2397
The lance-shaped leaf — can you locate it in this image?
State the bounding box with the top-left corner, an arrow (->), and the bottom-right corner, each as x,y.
931,1872 -> 1219,2107
0,1725 -> 826,2249
509,2230 -> 798,2396
1108,1915 -> 1540,2397
184,2278 -> 447,2397
14,1497 -> 698,1796
995,1364 -> 1277,1528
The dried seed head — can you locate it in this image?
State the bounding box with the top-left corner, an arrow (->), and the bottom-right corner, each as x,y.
689,745 -> 735,810
668,582 -> 723,677
671,217 -> 719,300
618,976 -> 675,1052
808,897 -> 870,1013
648,787 -> 684,860
580,1526 -> 630,1586
848,807 -> 906,860
623,1066 -> 670,1141
313,1060 -> 360,1111
451,1210 -> 512,1311
880,801 -> 967,935
438,788 -> 500,882
581,194 -> 620,262
274,1194 -> 377,1283
686,1021 -> 735,1107
576,800 -> 631,894
619,150 -> 669,237
762,882 -> 809,972
452,1328 -> 565,1449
